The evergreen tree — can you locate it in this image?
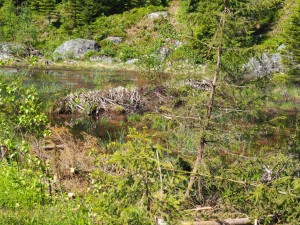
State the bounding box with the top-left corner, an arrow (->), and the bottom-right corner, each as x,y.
184,0 -> 283,66
285,0 -> 300,76
0,0 -> 18,41
184,0 -> 282,196
30,0 -> 57,23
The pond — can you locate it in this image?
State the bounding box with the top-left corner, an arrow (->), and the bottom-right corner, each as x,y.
0,67 -> 147,141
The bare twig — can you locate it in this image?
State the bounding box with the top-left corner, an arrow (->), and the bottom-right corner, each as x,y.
156,150 -> 163,200
182,218 -> 252,225
44,145 -> 65,151
185,206 -> 213,211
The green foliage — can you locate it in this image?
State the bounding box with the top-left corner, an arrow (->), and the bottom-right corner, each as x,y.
181,0 -> 283,64
271,73 -> 292,84
0,161 -> 91,225
0,0 -> 18,41
0,77 -> 48,160
0,77 -> 92,224
167,44 -> 201,64
138,54 -> 162,74
98,39 -> 118,57
144,114 -> 171,131
284,0 -> 300,76
0,161 -> 45,208
0,78 -> 48,137
127,113 -> 142,123
88,128 -> 185,224
0,1 -> 38,45
0,0 -> 300,224
117,44 -> 141,62
92,5 -> 165,38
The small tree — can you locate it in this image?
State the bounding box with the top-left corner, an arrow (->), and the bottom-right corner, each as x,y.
284,0 -> 300,76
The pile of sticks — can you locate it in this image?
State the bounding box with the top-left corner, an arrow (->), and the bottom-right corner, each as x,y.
54,86 -> 143,115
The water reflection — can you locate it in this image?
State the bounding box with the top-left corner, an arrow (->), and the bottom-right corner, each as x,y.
0,67 -> 142,93
0,67 -> 145,141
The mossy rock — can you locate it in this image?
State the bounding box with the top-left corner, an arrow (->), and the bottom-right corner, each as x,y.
0,42 -> 28,60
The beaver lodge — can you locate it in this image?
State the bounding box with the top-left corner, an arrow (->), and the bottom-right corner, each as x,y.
53,86 -> 170,115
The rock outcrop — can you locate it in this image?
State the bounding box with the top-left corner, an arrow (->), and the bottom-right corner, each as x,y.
147,11 -> 168,20
125,58 -> 139,64
244,53 -> 285,79
106,36 -> 123,44
90,55 -> 114,63
54,39 -> 99,59
0,42 -> 28,60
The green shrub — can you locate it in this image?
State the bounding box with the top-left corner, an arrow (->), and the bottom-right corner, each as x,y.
98,39 -> 118,57
117,44 -> 141,61
88,128 -> 185,224
0,161 -> 91,225
0,162 -> 45,209
92,6 -> 166,38
127,113 -> 142,123
271,73 -> 292,84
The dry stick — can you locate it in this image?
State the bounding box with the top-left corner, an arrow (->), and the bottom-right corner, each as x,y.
0,145 -> 8,161
145,162 -> 151,211
185,9 -> 226,197
185,206 -> 213,211
156,150 -> 163,199
37,137 -> 53,201
44,145 -> 65,151
181,218 -> 252,225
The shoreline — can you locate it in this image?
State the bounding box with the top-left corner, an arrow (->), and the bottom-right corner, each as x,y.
0,59 -> 140,73
0,57 -> 203,76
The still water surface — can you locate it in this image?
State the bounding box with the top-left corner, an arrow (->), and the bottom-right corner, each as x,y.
0,67 -> 146,141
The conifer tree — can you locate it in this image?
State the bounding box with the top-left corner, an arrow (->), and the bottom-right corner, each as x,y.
0,0 -> 18,41
285,0 -> 300,76
30,0 -> 56,23
184,0 -> 283,65
184,0 -> 283,196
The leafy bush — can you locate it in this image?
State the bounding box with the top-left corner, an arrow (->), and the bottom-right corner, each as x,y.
117,44 -> 141,62
92,6 -> 165,38
0,161 -> 45,208
98,39 -> 118,57
0,162 -> 91,225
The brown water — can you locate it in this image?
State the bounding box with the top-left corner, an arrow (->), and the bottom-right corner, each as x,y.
0,67 -> 147,141
0,67 -> 145,93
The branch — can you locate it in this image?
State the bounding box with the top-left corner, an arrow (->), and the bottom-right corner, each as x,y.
182,218 -> 252,225
44,145 -> 65,151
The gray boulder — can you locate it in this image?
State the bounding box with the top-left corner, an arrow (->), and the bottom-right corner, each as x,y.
165,38 -> 184,49
125,58 -> 139,64
147,11 -> 168,20
159,47 -> 171,60
90,55 -> 114,64
106,36 -> 123,44
0,42 -> 28,60
54,39 -> 99,59
244,53 -> 285,79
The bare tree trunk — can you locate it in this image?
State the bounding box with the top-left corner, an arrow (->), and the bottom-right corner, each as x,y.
185,8 -> 226,197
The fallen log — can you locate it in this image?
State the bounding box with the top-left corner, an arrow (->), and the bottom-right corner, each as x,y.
44,145 -> 65,151
185,206 -> 213,211
182,218 -> 252,225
